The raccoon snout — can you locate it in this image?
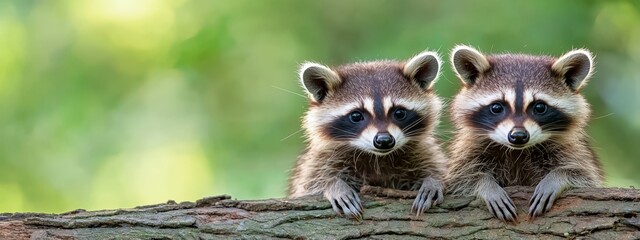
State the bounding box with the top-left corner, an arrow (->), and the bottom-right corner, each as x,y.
508,128 -> 529,145
373,132 -> 395,150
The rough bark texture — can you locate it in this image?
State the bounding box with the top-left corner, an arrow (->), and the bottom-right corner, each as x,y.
1,186 -> 639,239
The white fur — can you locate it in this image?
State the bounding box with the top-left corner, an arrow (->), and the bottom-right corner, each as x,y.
504,89 -> 516,112
524,119 -> 549,146
551,49 -> 594,91
489,119 -> 549,150
403,51 -> 442,89
450,45 -> 490,85
489,120 -> 514,147
454,91 -> 504,112
305,101 -> 361,128
350,125 -> 407,156
388,124 -> 408,150
383,96 -> 394,116
532,92 -> 590,125
363,97 -> 375,118
393,98 -> 430,112
299,62 -> 342,102
351,126 -> 378,154
524,89 -> 535,109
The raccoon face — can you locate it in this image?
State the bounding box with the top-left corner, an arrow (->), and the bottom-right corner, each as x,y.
451,45 -> 594,149
300,51 -> 442,155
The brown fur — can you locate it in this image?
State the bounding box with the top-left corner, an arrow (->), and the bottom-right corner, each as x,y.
445,45 -> 603,221
288,52 -> 446,218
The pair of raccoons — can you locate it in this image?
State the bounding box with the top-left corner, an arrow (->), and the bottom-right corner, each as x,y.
287,45 -> 603,222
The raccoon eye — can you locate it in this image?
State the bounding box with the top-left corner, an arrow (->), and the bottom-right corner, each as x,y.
393,109 -> 407,120
533,102 -> 548,114
349,111 -> 364,123
489,103 -> 504,114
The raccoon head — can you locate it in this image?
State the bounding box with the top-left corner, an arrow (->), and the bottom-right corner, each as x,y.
300,51 -> 442,155
450,45 -> 594,149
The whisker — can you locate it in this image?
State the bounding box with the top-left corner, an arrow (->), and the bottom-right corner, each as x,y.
329,126 -> 357,136
401,115 -> 429,132
271,85 -> 307,98
592,112 -> 614,120
280,128 -> 305,141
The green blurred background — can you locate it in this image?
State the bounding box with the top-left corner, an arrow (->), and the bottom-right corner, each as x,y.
1,0 -> 639,213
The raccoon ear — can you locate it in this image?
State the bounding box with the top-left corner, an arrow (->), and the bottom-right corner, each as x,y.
403,51 -> 442,90
552,49 -> 594,92
451,45 -> 490,86
299,62 -> 342,103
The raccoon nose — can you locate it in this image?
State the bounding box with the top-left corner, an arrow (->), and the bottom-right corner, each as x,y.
508,128 -> 529,145
373,132 -> 395,150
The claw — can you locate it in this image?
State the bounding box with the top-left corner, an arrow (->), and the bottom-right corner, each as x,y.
502,198 -> 517,220
342,196 -> 362,220
352,192 -> 363,210
411,189 -> 425,213
331,199 -> 343,217
529,185 -> 561,218
498,200 -> 516,222
529,193 -> 537,205
412,177 -> 444,216
529,194 -> 541,218
481,186 -> 517,222
487,203 -> 502,220
324,180 -> 364,220
436,189 -> 444,204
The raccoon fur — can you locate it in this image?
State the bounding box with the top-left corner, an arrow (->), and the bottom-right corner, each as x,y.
288,51 -> 447,219
444,45 -> 604,222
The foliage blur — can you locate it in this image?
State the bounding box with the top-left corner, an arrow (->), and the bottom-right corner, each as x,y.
0,0 -> 639,213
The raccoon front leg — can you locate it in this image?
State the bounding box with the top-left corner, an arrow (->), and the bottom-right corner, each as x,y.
477,174 -> 517,222
411,176 -> 444,216
529,168 -> 595,218
324,177 -> 363,220
528,171 -> 566,218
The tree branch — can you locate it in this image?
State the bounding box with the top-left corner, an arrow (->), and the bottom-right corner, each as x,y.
1,187 -> 639,239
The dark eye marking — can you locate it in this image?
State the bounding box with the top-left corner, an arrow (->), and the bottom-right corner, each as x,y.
324,109 -> 370,140
390,107 -> 426,136
469,101 -> 510,130
527,101 -> 571,132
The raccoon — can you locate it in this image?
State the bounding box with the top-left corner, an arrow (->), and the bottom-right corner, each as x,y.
444,45 -> 604,221
288,51 -> 447,220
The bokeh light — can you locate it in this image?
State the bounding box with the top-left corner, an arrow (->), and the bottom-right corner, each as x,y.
0,0 -> 638,213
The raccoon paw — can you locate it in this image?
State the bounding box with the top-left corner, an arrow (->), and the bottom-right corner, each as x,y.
324,180 -> 363,221
411,177 -> 444,216
482,187 -> 517,222
529,180 -> 563,218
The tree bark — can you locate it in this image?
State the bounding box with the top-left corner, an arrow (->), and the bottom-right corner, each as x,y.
1,186 -> 639,239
